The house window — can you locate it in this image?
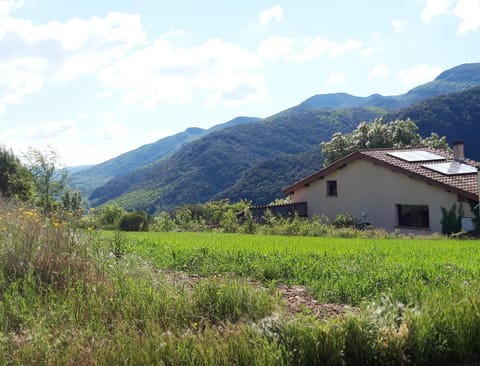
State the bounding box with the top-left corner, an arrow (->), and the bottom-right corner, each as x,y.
327,180 -> 337,196
396,204 -> 430,228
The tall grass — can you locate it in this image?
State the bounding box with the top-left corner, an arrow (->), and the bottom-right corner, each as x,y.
2,199 -> 480,364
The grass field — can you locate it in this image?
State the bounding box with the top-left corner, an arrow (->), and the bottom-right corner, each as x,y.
2,203 -> 480,365
118,231 -> 480,306
106,231 -> 480,365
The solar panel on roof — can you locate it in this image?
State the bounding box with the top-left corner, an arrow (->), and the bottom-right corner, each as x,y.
387,150 -> 446,162
422,162 -> 478,175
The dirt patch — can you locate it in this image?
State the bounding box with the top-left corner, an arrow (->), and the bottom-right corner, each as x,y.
156,269 -> 202,287
277,284 -> 358,319
157,270 -> 356,320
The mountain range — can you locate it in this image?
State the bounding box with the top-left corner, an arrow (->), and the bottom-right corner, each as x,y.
72,62 -> 480,212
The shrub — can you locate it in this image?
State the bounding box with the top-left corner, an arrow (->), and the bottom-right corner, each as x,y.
118,211 -> 149,231
150,211 -> 177,232
98,204 -> 126,229
440,203 -> 463,235
332,213 -> 357,228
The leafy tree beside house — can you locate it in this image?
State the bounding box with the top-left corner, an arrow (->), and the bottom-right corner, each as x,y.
320,118 -> 449,166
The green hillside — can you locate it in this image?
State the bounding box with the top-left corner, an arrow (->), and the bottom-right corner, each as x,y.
214,147 -> 324,204
72,117 -> 261,197
89,108 -> 381,211
71,127 -> 205,197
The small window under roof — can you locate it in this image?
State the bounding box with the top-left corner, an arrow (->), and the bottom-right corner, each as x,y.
422,162 -> 478,175
387,150 -> 446,162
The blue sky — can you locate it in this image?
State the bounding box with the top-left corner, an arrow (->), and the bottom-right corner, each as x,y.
1,0 -> 479,166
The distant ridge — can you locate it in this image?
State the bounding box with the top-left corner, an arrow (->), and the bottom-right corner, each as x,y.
284,62 -> 480,112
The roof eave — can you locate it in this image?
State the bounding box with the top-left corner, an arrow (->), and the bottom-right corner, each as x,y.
282,151 -> 362,194
283,150 -> 479,201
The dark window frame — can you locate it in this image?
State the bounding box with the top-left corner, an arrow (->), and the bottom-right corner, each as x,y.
326,180 -> 337,196
396,204 -> 430,229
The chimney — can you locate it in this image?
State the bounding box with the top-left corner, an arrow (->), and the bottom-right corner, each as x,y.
453,141 -> 465,161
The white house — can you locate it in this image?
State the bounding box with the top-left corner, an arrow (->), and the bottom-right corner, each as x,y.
283,142 -> 479,233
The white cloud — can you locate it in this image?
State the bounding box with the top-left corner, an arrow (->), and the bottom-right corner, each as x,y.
0,0 -> 21,16
391,19 -> 409,33
0,57 -> 48,112
96,123 -> 128,140
329,39 -> 362,57
454,0 -> 480,35
293,37 -> 362,62
325,73 -> 346,85
368,63 -> 391,79
100,38 -> 266,107
260,5 -> 284,27
361,47 -> 375,56
162,29 -> 185,39
258,35 -> 295,60
398,64 -> 444,85
421,0 -> 480,35
28,120 -> 78,140
206,75 -> 269,107
293,37 -> 332,62
95,91 -> 113,100
421,0 -> 454,21
0,11 -> 145,111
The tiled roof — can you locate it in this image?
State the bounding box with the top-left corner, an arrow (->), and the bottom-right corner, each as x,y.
283,147 -> 479,200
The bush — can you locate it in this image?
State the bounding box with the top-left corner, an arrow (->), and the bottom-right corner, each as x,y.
440,203 -> 463,235
118,211 -> 149,231
98,204 -> 126,229
150,211 -> 177,232
332,213 -> 357,228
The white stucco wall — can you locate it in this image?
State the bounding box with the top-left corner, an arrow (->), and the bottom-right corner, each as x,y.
290,159 -> 473,233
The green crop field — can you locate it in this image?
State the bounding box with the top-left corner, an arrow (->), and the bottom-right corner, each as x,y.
118,232 -> 480,306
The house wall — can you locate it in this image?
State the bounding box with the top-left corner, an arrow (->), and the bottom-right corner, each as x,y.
290,159 -> 474,233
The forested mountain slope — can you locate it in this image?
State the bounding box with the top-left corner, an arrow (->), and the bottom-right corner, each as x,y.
89,108 -> 381,211
72,117 -> 260,197
387,86 -> 480,160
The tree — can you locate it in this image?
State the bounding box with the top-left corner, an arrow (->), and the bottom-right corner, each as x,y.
24,147 -> 69,213
0,146 -> 34,201
61,190 -> 83,213
320,118 -> 450,166
118,211 -> 149,231
98,204 -> 126,229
